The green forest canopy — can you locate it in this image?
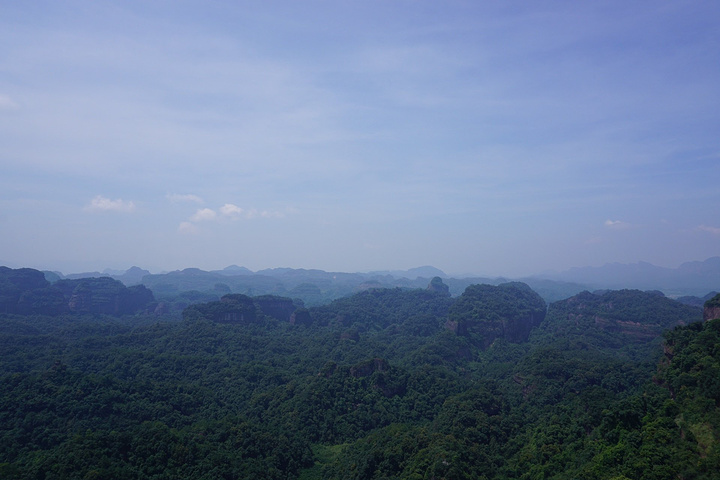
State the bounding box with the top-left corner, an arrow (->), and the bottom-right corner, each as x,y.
0,272 -> 717,479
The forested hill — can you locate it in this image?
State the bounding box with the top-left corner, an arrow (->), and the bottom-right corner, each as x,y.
0,282 -> 717,479
0,266 -> 155,316
536,289 -> 703,356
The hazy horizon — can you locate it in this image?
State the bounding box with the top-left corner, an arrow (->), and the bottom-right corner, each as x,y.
2,2 -> 719,278
4,256 -> 720,283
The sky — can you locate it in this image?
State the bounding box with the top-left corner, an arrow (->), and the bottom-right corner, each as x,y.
1,1 -> 719,277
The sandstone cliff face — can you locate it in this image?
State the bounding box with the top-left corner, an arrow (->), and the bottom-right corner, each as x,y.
213,294 -> 257,324
290,308 -> 312,326
453,310 -> 545,347
254,295 -> 296,322
348,358 -> 405,397
189,293 -> 313,326
704,306 -> 720,321
59,278 -> 154,315
350,358 -> 389,378
540,289 -> 702,346
1,267 -> 61,315
1,268 -> 155,316
447,282 -> 547,349
703,293 -> 720,321
590,315 -> 660,341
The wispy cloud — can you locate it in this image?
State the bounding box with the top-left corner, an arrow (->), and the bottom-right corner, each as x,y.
697,225 -> 720,235
179,203 -> 287,234
167,193 -> 203,204
85,195 -> 135,213
190,208 -> 217,222
178,221 -> 199,235
244,208 -> 285,219
219,203 -> 244,217
604,219 -> 632,230
219,203 -> 285,220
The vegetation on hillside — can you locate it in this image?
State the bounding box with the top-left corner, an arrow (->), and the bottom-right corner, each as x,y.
0,272 -> 714,479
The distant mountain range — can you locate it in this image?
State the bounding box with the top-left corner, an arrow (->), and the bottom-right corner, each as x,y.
44,266 -> 152,286
41,264 -> 577,306
537,256 -> 720,296
33,257 -> 720,306
46,265 -> 451,287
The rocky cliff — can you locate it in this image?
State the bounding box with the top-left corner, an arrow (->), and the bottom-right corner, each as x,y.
254,295 -> 297,322
540,289 -> 702,347
447,282 -> 546,348
184,293 -> 311,325
704,293 -> 720,321
1,267 -> 155,316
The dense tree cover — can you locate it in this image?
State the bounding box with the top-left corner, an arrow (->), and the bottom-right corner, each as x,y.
536,289 -> 702,362
0,283 -> 713,479
448,282 -> 546,347
309,286 -> 455,335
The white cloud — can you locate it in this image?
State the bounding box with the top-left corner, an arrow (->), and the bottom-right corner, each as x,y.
190,208 -> 217,222
178,203 -> 285,236
85,195 -> 135,213
698,225 -> 720,235
243,208 -> 285,219
219,203 -> 244,217
260,210 -> 284,219
604,219 -> 631,230
178,221 -> 199,234
167,193 -> 203,204
218,204 -> 285,219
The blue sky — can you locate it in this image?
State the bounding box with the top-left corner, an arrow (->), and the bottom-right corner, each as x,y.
1,1 -> 719,276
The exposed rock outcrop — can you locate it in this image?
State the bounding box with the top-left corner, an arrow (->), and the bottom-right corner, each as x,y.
348,358 -> 405,397
56,278 -> 155,315
350,358 -> 389,378
290,308 -> 312,326
215,294 -> 257,323
185,293 -> 312,326
447,282 -> 546,348
703,293 -> 720,321
541,289 -> 702,346
1,267 -> 155,316
254,295 -> 296,322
